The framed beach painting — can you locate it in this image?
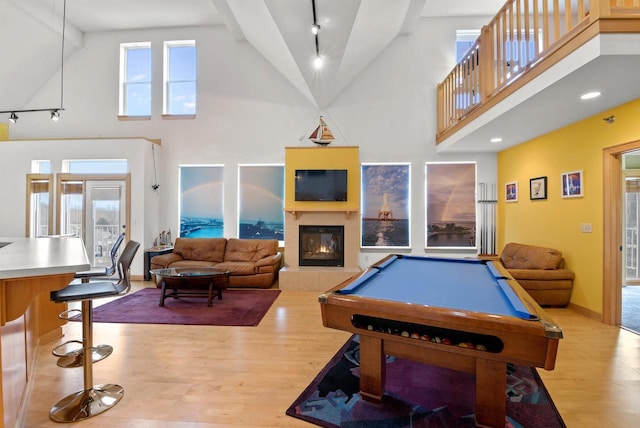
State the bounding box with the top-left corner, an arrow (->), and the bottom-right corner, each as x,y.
179,165 -> 224,238
505,181 -> 518,202
237,164 -> 285,242
425,162 -> 477,249
561,170 -> 583,198
361,163 -> 411,248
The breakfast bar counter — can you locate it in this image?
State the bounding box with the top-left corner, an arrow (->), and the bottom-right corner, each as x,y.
0,237 -> 89,428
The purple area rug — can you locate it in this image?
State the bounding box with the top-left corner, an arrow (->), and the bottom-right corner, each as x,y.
72,288 -> 280,326
287,336 -> 565,428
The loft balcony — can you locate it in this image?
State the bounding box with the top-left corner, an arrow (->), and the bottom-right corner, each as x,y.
436,0 -> 640,153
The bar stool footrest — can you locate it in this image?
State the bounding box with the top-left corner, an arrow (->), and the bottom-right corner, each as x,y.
58,308 -> 82,321
55,344 -> 114,368
49,384 -> 124,422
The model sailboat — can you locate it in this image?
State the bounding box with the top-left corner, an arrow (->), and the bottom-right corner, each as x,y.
308,116 -> 334,146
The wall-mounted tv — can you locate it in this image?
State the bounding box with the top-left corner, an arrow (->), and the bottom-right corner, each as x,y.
295,169 -> 348,201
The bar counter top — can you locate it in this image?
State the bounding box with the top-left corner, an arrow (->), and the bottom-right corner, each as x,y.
0,237 -> 89,279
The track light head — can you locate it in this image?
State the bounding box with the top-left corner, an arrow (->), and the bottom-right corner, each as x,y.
313,55 -> 324,69
50,109 -> 60,121
603,115 -> 616,124
311,24 -> 321,35
9,112 -> 18,123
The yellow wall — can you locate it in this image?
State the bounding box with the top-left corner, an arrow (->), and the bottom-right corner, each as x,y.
0,124 -> 8,141
498,98 -> 640,314
284,146 -> 360,212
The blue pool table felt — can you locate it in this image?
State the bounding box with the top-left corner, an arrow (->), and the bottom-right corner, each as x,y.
337,256 -> 535,319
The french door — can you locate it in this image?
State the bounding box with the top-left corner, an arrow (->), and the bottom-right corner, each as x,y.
57,174 -> 130,268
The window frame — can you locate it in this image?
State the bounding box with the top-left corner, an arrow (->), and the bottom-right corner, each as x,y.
119,41 -> 152,119
163,40 -> 197,118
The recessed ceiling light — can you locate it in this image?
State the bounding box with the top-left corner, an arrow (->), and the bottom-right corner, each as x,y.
490,137 -> 502,143
580,91 -> 601,100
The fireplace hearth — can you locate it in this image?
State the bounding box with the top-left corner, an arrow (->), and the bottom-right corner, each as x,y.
299,225 -> 344,267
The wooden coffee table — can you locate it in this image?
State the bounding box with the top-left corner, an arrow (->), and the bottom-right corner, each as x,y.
150,267 -> 231,307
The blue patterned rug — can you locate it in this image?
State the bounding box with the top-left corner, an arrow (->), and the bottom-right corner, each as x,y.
287,336 -> 565,428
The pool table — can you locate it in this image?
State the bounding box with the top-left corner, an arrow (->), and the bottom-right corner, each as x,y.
319,254 -> 562,428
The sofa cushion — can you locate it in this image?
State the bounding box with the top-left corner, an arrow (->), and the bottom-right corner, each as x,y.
173,238 -> 226,263
165,260 -> 220,269
508,268 -> 575,281
500,242 -> 563,270
215,261 -> 256,276
224,238 -> 278,262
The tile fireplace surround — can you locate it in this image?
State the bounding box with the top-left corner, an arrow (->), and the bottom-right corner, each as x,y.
279,210 -> 362,291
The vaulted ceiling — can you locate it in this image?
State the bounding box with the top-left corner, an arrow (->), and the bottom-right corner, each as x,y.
1,0 -> 639,152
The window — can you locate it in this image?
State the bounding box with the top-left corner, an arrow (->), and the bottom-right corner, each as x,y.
164,40 -> 196,116
31,160 -> 51,173
456,30 -> 480,62
119,42 -> 152,116
26,174 -> 53,237
62,160 -> 128,174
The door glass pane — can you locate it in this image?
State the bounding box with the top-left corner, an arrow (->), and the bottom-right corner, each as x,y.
90,186 -> 122,267
625,178 -> 640,281
60,181 -> 84,238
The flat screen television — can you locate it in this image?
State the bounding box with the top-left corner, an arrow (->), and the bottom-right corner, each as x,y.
295,169 -> 348,201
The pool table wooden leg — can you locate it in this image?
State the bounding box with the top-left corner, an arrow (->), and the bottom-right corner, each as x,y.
475,358 -> 506,428
358,335 -> 385,403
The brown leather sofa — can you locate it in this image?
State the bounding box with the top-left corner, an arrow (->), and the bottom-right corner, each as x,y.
149,237 -> 282,288
495,242 -> 575,307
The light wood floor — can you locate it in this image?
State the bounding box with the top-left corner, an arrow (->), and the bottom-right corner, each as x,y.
23,282 -> 640,427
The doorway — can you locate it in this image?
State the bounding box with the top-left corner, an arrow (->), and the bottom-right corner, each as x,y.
56,174 -> 130,268
603,141 -> 640,328
621,158 -> 640,333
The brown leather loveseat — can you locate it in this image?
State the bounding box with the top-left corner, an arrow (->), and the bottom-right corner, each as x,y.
496,242 -> 575,307
149,237 -> 282,288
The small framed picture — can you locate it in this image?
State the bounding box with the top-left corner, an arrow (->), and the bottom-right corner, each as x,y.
505,181 -> 518,202
561,170 -> 583,198
530,176 -> 547,200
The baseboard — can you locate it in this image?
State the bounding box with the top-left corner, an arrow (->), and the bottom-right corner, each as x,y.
567,302 -> 603,322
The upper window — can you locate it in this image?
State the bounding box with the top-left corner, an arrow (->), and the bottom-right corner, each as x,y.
163,40 -> 197,116
63,160 -> 128,174
455,30 -> 480,62
31,160 -> 51,173
119,42 -> 152,116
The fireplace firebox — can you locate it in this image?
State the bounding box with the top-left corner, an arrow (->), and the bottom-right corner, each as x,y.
299,225 -> 344,267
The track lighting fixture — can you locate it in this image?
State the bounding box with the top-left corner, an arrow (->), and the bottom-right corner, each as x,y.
311,0 -> 324,69
1,0 -> 67,123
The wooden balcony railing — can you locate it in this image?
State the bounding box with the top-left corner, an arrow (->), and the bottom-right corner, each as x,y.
436,0 -> 640,144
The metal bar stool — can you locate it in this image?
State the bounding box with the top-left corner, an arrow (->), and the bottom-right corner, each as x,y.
52,232 -> 126,368
49,240 -> 140,423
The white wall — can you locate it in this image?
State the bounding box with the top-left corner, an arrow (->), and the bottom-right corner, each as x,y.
0,138 -> 157,276
1,16 -> 496,270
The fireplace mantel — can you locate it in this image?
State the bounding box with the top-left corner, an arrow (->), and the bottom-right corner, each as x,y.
284,208 -> 356,219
